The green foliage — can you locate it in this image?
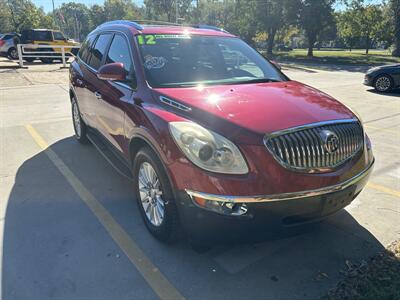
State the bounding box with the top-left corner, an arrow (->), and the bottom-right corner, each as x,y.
0,0 -> 396,58
337,1 -> 392,54
54,3 -> 90,41
5,0 -> 55,32
297,0 -> 336,56
391,0 -> 400,56
144,0 -> 192,23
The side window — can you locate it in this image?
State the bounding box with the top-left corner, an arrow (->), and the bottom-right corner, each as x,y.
79,35 -> 96,63
105,34 -> 136,87
53,31 -> 65,41
88,33 -> 112,70
34,31 -> 52,41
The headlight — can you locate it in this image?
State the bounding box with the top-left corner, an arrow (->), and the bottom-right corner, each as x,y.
169,122 -> 248,174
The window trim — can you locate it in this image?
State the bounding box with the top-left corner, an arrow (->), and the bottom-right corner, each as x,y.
105,32 -> 137,90
77,33 -> 97,65
87,32 -> 113,71
79,30 -> 138,91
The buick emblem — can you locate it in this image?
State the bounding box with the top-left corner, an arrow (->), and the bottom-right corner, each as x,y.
320,130 -> 339,153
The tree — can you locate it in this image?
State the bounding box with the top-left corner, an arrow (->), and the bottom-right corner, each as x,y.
144,0 -> 192,23
104,0 -> 141,21
297,0 -> 335,57
6,0 -> 54,32
89,4 -> 107,28
256,0 -> 284,55
256,0 -> 301,55
392,0 -> 400,56
0,0 -> 14,32
55,3 -> 90,41
337,9 -> 359,51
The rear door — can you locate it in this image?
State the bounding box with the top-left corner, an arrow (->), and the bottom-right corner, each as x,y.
95,33 -> 137,153
73,34 -> 96,126
78,33 -> 113,126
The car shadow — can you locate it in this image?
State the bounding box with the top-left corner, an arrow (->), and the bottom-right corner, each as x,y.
2,136 -> 387,300
367,88 -> 400,98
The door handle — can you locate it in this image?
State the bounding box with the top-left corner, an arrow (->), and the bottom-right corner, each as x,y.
94,91 -> 102,99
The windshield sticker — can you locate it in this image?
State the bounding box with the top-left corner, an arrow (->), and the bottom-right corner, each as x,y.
144,55 -> 167,69
138,34 -> 191,45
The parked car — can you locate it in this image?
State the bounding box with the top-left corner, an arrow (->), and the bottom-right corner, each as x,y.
0,33 -> 20,59
364,64 -> 400,92
276,44 -> 293,51
69,21 -> 374,246
20,29 -> 79,63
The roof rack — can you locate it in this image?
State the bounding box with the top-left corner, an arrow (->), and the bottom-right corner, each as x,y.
97,20 -> 143,30
96,20 -> 230,34
133,19 -> 182,26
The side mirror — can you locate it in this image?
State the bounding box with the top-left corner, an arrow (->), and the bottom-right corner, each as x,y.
97,62 -> 126,81
270,60 -> 282,70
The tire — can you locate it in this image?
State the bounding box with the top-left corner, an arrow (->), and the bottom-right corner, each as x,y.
40,58 -> 55,64
374,74 -> 393,92
7,47 -> 18,60
24,57 -> 35,63
133,147 -> 180,243
71,97 -> 89,144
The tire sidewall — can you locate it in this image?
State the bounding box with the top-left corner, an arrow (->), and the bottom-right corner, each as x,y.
71,97 -> 88,143
374,74 -> 393,92
8,47 -> 18,59
133,148 -> 178,242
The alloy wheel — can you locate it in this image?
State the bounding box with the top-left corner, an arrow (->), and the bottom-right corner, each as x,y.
10,49 -> 18,59
138,162 -> 165,227
375,76 -> 392,92
72,101 -> 82,138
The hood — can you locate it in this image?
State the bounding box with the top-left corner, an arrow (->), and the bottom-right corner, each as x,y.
368,64 -> 400,73
154,81 -> 356,135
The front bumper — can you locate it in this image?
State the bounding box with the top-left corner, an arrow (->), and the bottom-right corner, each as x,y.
177,159 -> 374,244
363,74 -> 374,86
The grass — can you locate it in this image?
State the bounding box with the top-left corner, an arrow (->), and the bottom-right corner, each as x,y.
323,240 -> 400,300
264,48 -> 400,67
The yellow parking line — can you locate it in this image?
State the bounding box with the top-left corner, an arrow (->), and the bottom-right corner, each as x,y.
367,182 -> 400,198
24,124 -> 184,300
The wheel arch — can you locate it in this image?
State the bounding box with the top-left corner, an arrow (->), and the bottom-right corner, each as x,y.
128,134 -> 177,189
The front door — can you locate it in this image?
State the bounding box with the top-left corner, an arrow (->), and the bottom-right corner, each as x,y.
94,33 -> 137,154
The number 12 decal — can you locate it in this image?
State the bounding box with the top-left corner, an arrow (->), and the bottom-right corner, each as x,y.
138,35 -> 156,45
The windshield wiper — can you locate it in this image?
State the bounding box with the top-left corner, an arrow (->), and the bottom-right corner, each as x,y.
232,78 -> 281,84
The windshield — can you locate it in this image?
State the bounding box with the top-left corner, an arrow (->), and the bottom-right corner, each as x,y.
136,34 -> 286,88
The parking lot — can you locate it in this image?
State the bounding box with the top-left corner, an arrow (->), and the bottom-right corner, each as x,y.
0,57 -> 399,300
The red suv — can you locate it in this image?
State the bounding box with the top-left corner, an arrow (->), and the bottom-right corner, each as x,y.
69,21 -> 374,245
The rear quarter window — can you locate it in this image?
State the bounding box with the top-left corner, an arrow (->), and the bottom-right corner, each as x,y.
78,35 -> 96,64
88,33 -> 112,70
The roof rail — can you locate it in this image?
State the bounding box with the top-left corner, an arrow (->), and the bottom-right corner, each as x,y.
133,19 -> 183,26
97,20 -> 143,30
192,24 -> 229,34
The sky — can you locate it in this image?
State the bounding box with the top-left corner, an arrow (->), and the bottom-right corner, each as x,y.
33,0 -> 144,12
32,0 -> 383,14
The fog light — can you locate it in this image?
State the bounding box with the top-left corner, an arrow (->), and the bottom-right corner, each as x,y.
192,196 -> 248,216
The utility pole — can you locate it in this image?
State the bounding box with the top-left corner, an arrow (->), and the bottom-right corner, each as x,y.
52,0 -> 56,27
175,0 -> 178,23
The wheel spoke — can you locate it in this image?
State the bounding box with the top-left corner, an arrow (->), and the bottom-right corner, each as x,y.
138,162 -> 165,227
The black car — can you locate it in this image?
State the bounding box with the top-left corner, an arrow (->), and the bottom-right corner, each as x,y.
364,64 -> 400,92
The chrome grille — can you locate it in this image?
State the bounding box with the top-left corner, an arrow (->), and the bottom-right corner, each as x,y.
264,120 -> 364,172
